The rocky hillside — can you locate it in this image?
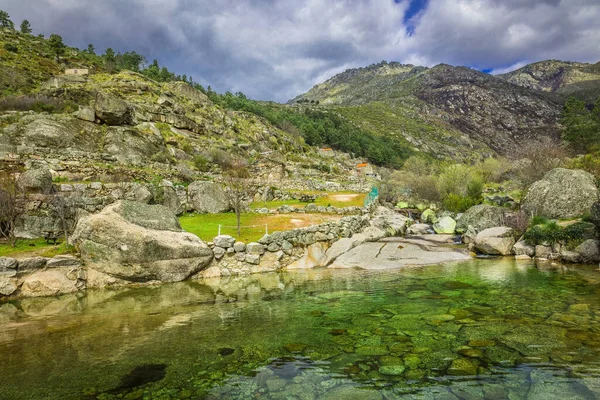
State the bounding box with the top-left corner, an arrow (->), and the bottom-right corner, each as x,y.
0,31 -> 366,190
290,60 -> 597,158
498,60 -> 600,102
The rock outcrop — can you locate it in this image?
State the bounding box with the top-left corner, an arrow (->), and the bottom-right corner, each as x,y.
187,181 -> 230,214
71,200 -> 213,283
17,166 -> 53,195
94,92 -> 131,125
522,168 -> 599,219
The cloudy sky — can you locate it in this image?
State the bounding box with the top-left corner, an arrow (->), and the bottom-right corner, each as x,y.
2,0 -> 600,101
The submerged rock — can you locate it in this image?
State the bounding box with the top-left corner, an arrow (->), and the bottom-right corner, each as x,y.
71,201 -> 213,283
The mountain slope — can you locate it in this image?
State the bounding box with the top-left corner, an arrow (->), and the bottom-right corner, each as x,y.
291,61 -> 565,157
497,60 -> 600,102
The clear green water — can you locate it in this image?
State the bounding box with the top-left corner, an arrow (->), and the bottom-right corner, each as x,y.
1,258 -> 600,399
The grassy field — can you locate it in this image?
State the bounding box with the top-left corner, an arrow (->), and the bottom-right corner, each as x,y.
250,192 -> 367,210
180,212 -> 342,243
0,238 -> 72,258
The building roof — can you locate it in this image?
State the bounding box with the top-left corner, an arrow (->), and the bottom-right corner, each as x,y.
356,163 -> 369,168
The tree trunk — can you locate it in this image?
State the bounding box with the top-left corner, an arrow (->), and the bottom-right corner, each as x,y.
236,207 -> 241,237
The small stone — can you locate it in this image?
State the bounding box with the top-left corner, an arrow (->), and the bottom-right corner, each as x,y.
213,247 -> 226,260
245,254 -> 260,265
0,257 -> 18,271
246,242 -> 265,255
284,343 -> 306,353
213,235 -> 235,249
267,242 -> 281,252
233,242 -> 246,253
281,240 -> 293,255
90,182 -> 103,190
0,278 -> 17,296
226,247 -> 235,255
235,253 -> 246,262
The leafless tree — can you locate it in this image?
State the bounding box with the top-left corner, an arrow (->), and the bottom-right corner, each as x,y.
0,172 -> 27,247
49,193 -> 79,246
223,160 -> 256,236
511,137 -> 569,188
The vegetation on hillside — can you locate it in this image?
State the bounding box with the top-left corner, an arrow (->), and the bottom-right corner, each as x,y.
205,92 -> 414,167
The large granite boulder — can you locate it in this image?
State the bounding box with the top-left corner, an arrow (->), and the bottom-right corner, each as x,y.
187,181 -> 230,214
18,167 -> 53,194
456,205 -> 507,233
95,92 -> 131,125
522,168 -> 598,219
474,227 -> 516,256
71,201 -> 213,283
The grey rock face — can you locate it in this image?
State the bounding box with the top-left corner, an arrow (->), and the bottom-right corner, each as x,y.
18,167 -> 53,194
95,92 -> 131,125
522,168 -> 599,219
575,239 -> 600,263
46,255 -> 82,268
17,257 -> 48,272
187,181 -> 230,214
0,278 -> 17,296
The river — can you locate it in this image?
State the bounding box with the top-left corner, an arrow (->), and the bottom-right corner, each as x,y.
1,258 -> 599,399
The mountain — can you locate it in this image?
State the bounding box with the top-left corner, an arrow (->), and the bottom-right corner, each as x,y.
291,60 -> 600,159
497,60 -> 600,102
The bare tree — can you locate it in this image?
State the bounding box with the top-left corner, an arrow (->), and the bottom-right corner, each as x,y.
49,193 -> 79,246
223,160 -> 255,236
0,172 -> 27,247
512,138 -> 569,188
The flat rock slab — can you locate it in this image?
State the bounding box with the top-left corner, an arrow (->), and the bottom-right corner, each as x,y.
329,238 -> 471,270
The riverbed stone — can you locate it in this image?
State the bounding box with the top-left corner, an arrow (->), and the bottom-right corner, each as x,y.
21,269 -> 79,297
0,278 -> 17,296
447,358 -> 478,376
513,239 -> 535,257
474,227 -> 515,256
575,239 -> 600,263
407,223 -> 433,235
71,201 -> 213,282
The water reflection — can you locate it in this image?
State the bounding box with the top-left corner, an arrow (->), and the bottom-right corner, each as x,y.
0,259 -> 599,399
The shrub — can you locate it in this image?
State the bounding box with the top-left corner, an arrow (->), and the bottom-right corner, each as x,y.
0,95 -> 76,113
511,137 -> 568,187
193,155 -> 210,172
3,43 -> 17,53
442,193 -> 479,213
523,221 -> 563,246
208,148 -> 233,169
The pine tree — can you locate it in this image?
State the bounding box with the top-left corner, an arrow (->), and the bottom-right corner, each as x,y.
0,10 -> 14,29
20,19 -> 32,34
48,34 -> 66,61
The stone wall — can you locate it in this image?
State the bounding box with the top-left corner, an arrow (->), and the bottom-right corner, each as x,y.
198,215 -> 370,278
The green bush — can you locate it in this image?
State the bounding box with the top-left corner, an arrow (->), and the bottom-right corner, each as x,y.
523,220 -> 595,247
442,193 -> 480,213
3,43 -> 17,53
194,155 -> 210,172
